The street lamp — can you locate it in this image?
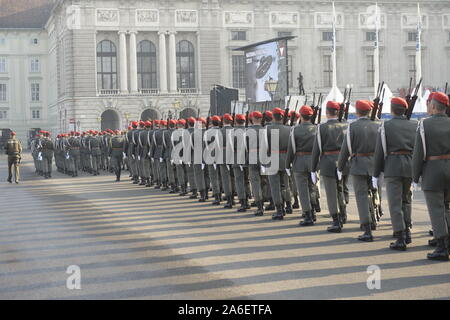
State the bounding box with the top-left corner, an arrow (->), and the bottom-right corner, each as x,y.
124,112 -> 130,126
264,77 -> 278,101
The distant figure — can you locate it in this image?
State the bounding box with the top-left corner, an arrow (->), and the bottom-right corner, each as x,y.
4,132 -> 22,184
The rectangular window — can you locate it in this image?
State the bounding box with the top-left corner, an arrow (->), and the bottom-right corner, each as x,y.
366,55 -> 375,87
0,111 -> 7,119
366,31 -> 377,42
232,55 -> 246,89
278,31 -> 292,38
30,58 -> 40,72
32,110 -> 41,119
322,31 -> 334,41
31,83 -> 40,101
408,55 -> 416,81
0,83 -> 6,101
0,57 -> 6,73
31,38 -> 38,45
323,55 -> 332,87
408,32 -> 418,42
231,31 -> 247,41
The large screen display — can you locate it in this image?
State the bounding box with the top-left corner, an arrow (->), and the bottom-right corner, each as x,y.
244,39 -> 289,103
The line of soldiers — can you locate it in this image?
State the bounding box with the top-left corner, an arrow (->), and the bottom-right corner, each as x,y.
30,92 -> 450,262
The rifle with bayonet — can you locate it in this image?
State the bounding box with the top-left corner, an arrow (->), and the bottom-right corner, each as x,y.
290,100 -> 299,126
312,94 -> 323,124
338,88 -> 348,122
283,96 -> 292,125
371,81 -> 384,121
405,77 -> 413,104
232,101 -> 237,127
377,88 -> 386,120
405,77 -> 423,120
445,82 -> 450,117
245,100 -> 250,128
344,87 -> 352,121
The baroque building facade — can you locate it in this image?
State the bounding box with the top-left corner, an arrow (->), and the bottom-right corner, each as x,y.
0,0 -> 450,139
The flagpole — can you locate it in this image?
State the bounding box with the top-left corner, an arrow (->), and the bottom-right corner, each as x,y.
332,2 -> 337,99
374,3 -> 380,98
416,2 -> 422,97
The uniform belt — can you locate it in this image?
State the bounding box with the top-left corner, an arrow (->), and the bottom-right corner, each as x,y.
352,153 -> 374,157
273,150 -> 288,154
296,152 -> 312,156
91,147 -> 100,149
426,154 -> 450,161
388,151 -> 412,155
112,148 -> 123,150
323,150 -> 340,155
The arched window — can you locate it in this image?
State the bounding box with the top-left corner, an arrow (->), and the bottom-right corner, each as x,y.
96,40 -> 117,90
176,40 -> 195,89
137,40 -> 157,89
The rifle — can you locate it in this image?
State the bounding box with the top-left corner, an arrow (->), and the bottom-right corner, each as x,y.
371,81 -> 384,121
311,93 -> 322,124
290,100 -> 299,126
406,77 -> 423,120
317,94 -> 323,124
405,77 -> 413,104
261,101 -> 268,127
377,88 -> 386,120
245,100 -> 250,128
206,107 -> 211,129
338,88 -> 348,122
369,178 -> 383,224
232,101 -> 237,127
344,87 -> 352,121
283,96 -> 292,125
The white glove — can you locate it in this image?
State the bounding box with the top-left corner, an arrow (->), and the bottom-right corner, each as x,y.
311,172 -> 318,185
261,166 -> 266,174
179,159 -> 183,165
65,153 -> 70,160
240,165 -> 244,171
372,177 -> 378,189
123,152 -> 127,159
285,168 -> 291,177
170,160 -> 174,165
202,163 -> 205,170
132,154 -> 135,160
213,164 -> 217,170
412,182 -> 419,191
226,165 -> 230,171
137,155 -> 141,161
160,158 -> 163,163
337,169 -> 343,181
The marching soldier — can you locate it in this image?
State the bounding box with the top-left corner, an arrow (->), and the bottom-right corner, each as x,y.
338,100 -> 380,242
205,115 -> 223,205
232,114 -> 250,212
266,107 -> 292,220
173,119 -> 188,196
373,97 -> 417,251
286,106 -> 317,226
154,120 -> 169,190
412,92 -> 450,261
125,122 -> 139,184
220,114 -> 235,209
39,131 -> 54,179
164,120 -> 178,193
30,134 -> 42,175
89,131 -> 102,176
4,131 -> 22,184
262,111 -> 274,211
192,117 -> 208,202
184,118 -> 198,198
110,130 -> 125,182
311,101 -> 349,233
68,132 -> 81,177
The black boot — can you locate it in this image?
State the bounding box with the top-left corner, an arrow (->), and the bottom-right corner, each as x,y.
285,202 -> 293,214
339,205 -> 347,224
255,201 -> 265,217
272,204 -> 284,221
293,197 -> 300,209
244,199 -> 251,210
299,211 -> 314,226
169,184 -> 176,193
133,176 -> 139,184
237,199 -> 247,212
390,231 -> 407,251
358,224 -> 374,242
315,201 -> 321,213
189,189 -> 198,199
139,178 -> 146,186
311,210 -> 317,222
427,237 -> 449,261
224,195 -> 233,209
212,194 -> 221,205
429,238 -> 438,247
405,227 -> 412,245
250,201 -> 257,208
327,214 -> 342,233
179,185 -> 187,196
162,182 -> 169,191
265,199 -> 275,211
146,179 -> 152,187
198,190 -> 207,202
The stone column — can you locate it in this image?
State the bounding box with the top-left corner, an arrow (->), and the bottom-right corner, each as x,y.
158,32 -> 168,94
168,31 -> 177,93
118,31 -> 128,94
129,31 -> 138,94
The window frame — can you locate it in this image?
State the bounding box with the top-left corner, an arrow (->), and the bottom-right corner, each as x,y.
232,55 -> 246,89
137,40 -> 158,90
0,57 -> 7,73
366,54 -> 375,87
323,55 -> 332,88
0,83 -> 7,101
231,31 -> 247,41
31,83 -> 40,102
176,40 -> 196,89
31,109 -> 41,119
96,40 -> 118,90
30,58 -> 40,73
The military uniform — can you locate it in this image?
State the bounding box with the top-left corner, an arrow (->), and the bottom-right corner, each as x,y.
311,102 -> 349,233
338,100 -> 380,241
68,134 -> 82,177
173,121 -> 188,195
39,134 -> 54,179
110,132 -> 125,181
219,116 -> 235,208
4,133 -> 22,183
374,97 -> 417,250
232,116 -> 250,212
204,118 -> 222,205
286,108 -> 317,225
412,92 -> 450,261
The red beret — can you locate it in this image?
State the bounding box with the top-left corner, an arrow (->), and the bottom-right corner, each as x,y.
235,114 -> 246,122
178,119 -> 186,126
211,115 -> 221,122
265,111 -> 273,119
355,100 -> 373,111
272,107 -> 284,115
432,92 -> 449,107
139,121 -> 145,126
252,111 -> 263,119
10,132 -> 16,136
300,105 -> 314,116
169,119 -> 177,126
160,120 -> 168,126
289,111 -> 300,119
131,121 -> 138,127
391,97 -> 408,109
223,113 -> 233,122
128,126 -> 132,130
326,101 -> 341,110
198,117 -> 206,124
75,132 -> 80,136
188,117 -> 196,124
427,92 -> 435,103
